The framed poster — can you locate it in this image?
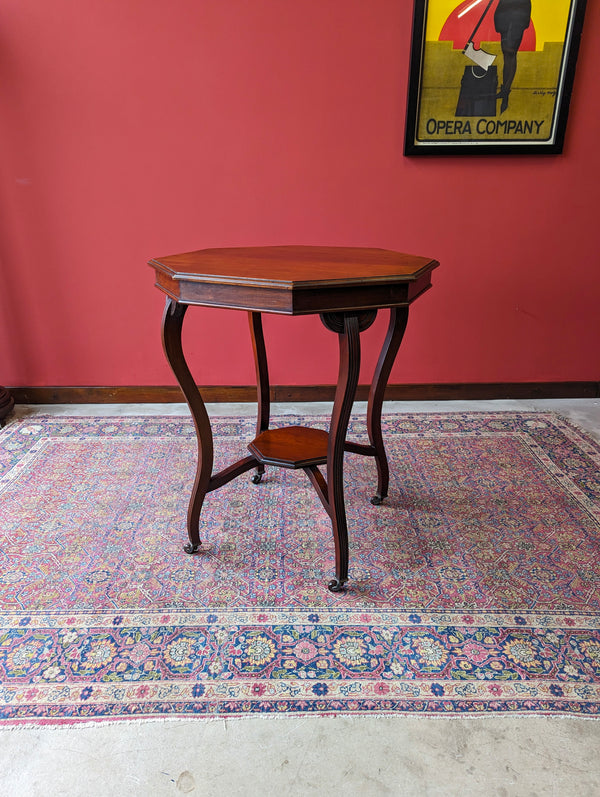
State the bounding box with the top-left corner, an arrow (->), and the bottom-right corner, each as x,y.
404,0 -> 587,155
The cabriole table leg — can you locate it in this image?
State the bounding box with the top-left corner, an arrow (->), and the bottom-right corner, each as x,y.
367,307 -> 409,505
249,311 -> 270,484
322,312 -> 363,592
161,298 -> 214,554
0,387 -> 14,427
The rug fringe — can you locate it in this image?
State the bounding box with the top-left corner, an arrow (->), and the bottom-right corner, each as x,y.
1,710 -> 599,731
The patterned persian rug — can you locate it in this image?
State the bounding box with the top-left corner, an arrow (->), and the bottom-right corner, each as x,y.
0,412 -> 599,725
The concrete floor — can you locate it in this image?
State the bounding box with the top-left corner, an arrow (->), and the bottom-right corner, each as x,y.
2,399 -> 600,796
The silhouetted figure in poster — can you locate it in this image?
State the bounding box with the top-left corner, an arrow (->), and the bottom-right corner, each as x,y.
494,0 -> 532,112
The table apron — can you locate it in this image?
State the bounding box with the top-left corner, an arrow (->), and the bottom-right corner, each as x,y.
155,271 -> 432,314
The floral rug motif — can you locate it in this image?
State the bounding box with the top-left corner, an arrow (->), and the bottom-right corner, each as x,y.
0,412 -> 599,724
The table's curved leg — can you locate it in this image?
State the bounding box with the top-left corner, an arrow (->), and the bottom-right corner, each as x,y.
367,306 -> 409,505
322,313 -> 362,592
0,387 -> 14,427
248,312 -> 270,484
161,298 -> 214,553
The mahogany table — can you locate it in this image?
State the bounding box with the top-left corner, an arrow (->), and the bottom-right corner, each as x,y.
150,246 -> 438,592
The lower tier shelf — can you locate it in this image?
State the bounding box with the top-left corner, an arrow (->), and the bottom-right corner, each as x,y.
248,426 -> 328,468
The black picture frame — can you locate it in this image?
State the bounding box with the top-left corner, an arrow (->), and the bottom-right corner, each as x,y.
404,0 -> 587,155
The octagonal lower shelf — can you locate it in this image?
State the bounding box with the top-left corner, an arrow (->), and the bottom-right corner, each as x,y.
248,426 -> 329,469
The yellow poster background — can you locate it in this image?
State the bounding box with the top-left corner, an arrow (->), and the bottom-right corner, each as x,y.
416,0 -> 576,144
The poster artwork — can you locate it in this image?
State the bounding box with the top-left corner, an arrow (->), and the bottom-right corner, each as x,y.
405,0 -> 587,153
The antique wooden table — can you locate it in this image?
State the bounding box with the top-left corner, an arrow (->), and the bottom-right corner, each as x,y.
150,246 -> 438,592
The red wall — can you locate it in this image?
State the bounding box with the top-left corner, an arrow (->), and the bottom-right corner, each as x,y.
1,0 -> 599,389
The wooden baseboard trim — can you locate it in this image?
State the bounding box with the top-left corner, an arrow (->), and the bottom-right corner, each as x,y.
8,382 -> 600,404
